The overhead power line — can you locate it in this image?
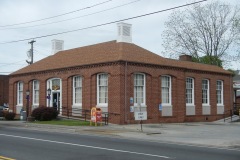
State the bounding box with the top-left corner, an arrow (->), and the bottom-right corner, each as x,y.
0,0 -> 141,31
0,60 -> 26,67
0,0 -> 113,28
0,0 -> 207,44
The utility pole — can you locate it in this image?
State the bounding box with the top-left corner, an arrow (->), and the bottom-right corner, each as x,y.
26,40 -> 36,65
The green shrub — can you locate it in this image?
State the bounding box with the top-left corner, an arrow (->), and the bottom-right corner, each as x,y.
4,112 -> 16,120
31,106 -> 58,121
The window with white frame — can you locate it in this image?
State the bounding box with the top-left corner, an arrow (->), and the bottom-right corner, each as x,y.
134,73 -> 145,105
33,80 -> 39,105
202,79 -> 209,105
73,76 -> 82,105
186,78 -> 194,105
161,76 -> 171,105
216,80 -> 223,105
97,73 -> 108,106
17,82 -> 23,106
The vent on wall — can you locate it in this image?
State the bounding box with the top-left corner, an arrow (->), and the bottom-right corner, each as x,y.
117,22 -> 132,43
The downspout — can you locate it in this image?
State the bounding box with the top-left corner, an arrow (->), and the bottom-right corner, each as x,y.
230,74 -> 233,107
67,77 -> 69,116
124,61 -> 128,124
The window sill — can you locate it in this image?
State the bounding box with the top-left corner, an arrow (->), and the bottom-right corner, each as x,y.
97,104 -> 108,107
72,104 -> 82,108
162,104 -> 172,107
202,104 -> 211,107
186,104 -> 195,107
134,104 -> 147,107
217,104 -> 224,107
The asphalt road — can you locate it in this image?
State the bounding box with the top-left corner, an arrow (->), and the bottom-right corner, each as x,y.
0,126 -> 239,160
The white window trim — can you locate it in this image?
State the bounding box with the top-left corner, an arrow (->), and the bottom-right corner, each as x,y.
72,76 -> 82,107
46,78 -> 62,108
186,77 -> 195,106
202,79 -> 210,106
161,75 -> 172,107
133,73 -> 146,107
17,81 -> 23,106
97,73 -> 108,107
217,80 -> 224,106
32,80 -> 39,106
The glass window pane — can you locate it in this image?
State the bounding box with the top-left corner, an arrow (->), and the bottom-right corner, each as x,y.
98,74 -> 108,104
134,74 -> 145,104
73,76 -> 82,104
161,76 -> 171,104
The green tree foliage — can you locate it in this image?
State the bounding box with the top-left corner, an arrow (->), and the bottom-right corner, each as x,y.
192,56 -> 223,67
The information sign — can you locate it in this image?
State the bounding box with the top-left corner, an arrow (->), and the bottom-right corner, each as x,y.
134,111 -> 147,120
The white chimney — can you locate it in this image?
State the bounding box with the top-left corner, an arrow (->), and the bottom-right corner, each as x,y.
117,22 -> 132,43
52,39 -> 64,54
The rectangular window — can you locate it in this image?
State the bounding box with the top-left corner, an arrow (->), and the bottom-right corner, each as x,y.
97,74 -> 108,106
134,73 -> 145,105
186,78 -> 194,104
17,82 -> 23,105
216,80 -> 223,105
161,76 -> 171,105
202,79 -> 209,105
73,76 -> 82,105
33,80 -> 39,105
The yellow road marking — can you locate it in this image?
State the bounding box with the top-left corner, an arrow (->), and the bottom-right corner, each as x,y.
0,156 -> 15,160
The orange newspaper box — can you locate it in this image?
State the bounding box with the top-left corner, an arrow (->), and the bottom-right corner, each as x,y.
90,107 -> 102,126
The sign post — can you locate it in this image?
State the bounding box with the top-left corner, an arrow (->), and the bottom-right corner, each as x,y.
134,103 -> 147,132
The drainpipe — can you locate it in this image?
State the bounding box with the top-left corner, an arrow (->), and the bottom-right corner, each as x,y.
67,77 -> 69,116
230,75 -> 233,108
124,61 -> 128,124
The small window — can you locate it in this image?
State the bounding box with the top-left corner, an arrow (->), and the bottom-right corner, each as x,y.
33,80 -> 39,105
17,82 -> 23,106
161,76 -> 171,105
186,78 -> 194,105
97,73 -> 108,106
134,73 -> 146,105
202,79 -> 209,105
216,80 -> 223,105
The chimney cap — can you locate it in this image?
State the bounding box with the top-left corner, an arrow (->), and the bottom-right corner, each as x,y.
117,22 -> 132,43
52,39 -> 64,54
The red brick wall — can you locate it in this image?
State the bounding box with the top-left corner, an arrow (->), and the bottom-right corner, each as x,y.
0,75 -> 9,105
8,62 -> 233,124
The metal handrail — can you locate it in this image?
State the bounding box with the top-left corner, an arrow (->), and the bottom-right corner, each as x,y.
223,109 -> 233,122
60,106 -> 120,125
223,103 -> 240,122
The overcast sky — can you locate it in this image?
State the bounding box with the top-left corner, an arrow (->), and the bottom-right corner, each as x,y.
0,0 -> 239,75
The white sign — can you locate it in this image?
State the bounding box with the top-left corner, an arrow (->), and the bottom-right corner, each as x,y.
130,106 -> 134,112
134,111 -> 147,120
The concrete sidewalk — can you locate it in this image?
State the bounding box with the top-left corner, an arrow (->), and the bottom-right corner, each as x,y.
1,120 -> 240,149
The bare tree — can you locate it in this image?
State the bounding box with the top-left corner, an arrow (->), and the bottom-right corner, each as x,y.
162,1 -> 240,67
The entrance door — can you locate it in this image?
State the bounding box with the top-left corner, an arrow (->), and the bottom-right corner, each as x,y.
52,92 -> 60,113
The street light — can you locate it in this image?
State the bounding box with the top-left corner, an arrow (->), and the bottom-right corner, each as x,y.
26,89 -> 30,120
47,88 -> 51,107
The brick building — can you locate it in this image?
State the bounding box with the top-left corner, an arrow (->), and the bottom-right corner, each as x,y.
233,70 -> 240,101
0,75 -> 9,106
9,23 -> 233,124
